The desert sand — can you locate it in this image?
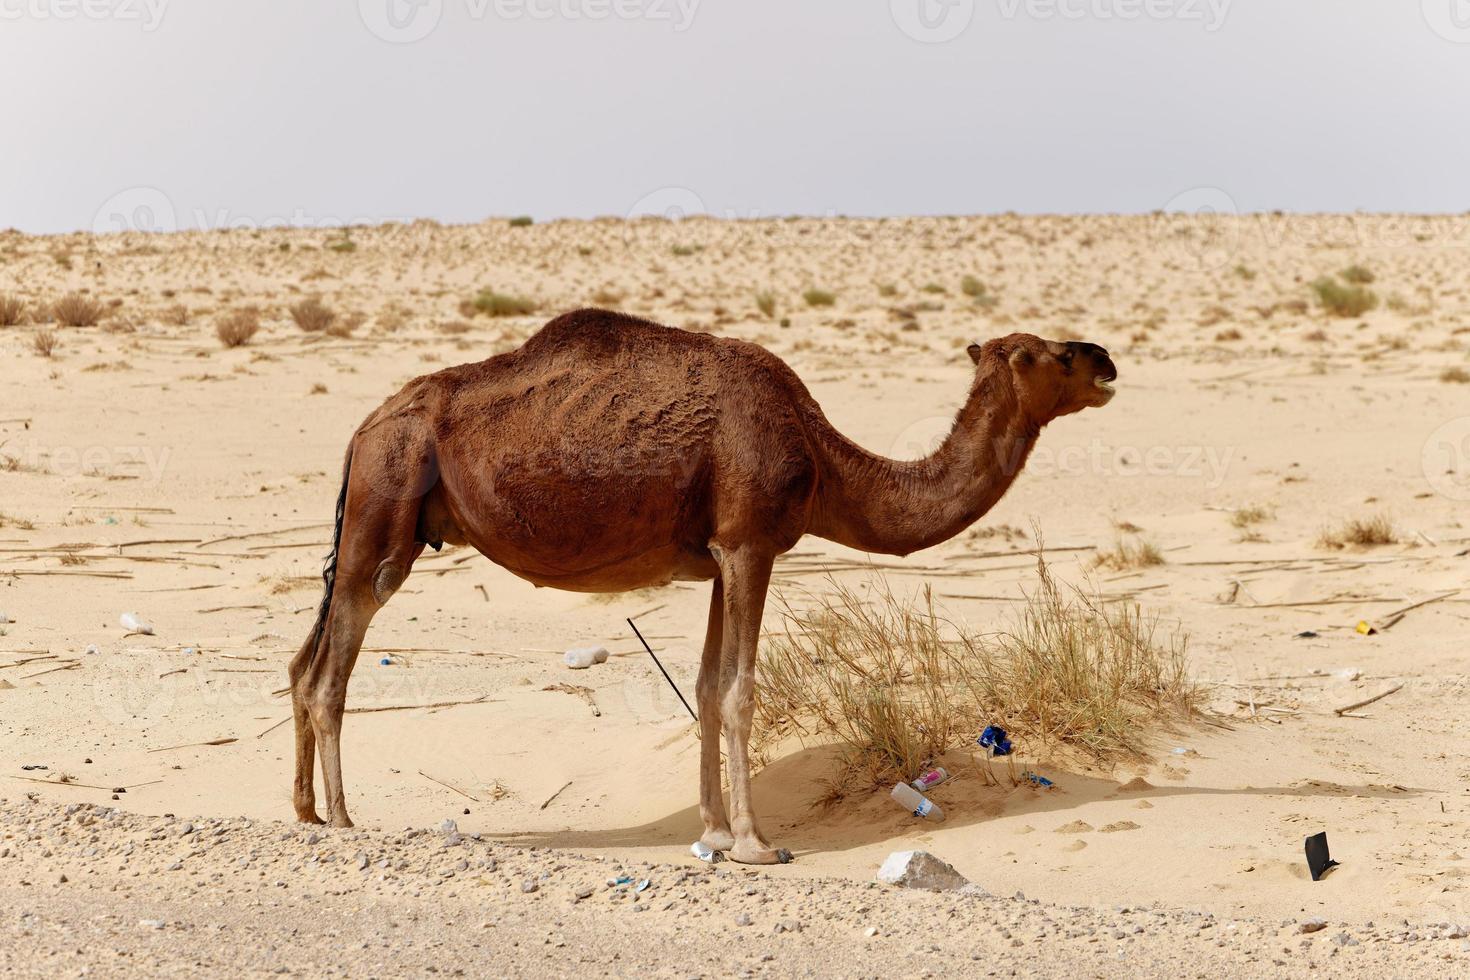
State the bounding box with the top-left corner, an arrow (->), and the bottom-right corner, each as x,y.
2,214 -> 1469,974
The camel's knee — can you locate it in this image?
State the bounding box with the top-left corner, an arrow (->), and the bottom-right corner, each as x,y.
371,559 -> 409,606
720,677 -> 755,722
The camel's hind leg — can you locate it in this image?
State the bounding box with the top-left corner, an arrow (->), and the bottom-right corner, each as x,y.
695,579 -> 734,854
294,436 -> 430,828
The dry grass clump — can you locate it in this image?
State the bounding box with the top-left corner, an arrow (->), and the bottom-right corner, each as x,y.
51,292 -> 105,327
327,311 -> 366,338
0,294 -> 24,326
1439,366 -> 1470,384
470,289 -> 536,317
215,308 -> 261,348
802,288 -> 837,308
754,290 -> 777,318
32,329 -> 59,358
1340,264 -> 1375,284
162,303 -> 190,326
289,297 -> 336,333
1317,514 -> 1397,550
1091,535 -> 1164,571
753,556 -> 1199,801
1311,276 -> 1378,318
1229,505 -> 1273,529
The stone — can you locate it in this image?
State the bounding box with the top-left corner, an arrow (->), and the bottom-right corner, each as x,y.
875,851 -> 969,892
1299,919 -> 1328,934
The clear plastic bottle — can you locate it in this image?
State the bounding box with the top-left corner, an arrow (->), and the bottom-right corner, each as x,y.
563,645 -> 609,669
890,782 -> 945,822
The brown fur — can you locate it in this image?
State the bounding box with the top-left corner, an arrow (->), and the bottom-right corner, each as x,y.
287,309 -> 1117,862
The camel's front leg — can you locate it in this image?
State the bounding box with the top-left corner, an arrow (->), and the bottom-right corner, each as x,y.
695,579 -> 735,854
714,544 -> 791,865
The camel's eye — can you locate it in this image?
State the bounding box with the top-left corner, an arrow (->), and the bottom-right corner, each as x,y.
1057,349 -> 1074,370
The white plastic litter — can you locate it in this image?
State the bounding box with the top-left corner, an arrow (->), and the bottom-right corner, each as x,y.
690,841 -> 723,864
119,612 -> 154,635
563,645 -> 610,670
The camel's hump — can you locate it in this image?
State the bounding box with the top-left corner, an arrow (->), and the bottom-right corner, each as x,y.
519,308 -> 736,363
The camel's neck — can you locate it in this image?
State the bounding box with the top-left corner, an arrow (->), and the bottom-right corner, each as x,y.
803,366 -> 1040,556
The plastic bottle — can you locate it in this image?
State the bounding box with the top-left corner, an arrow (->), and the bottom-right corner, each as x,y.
890,782 -> 945,822
119,612 -> 154,635
563,645 -> 610,670
910,767 -> 950,792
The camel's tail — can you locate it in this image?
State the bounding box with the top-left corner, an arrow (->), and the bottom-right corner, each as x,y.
292,443 -> 354,681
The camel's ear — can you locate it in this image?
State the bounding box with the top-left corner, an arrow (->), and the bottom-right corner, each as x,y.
1008,347 -> 1034,372
966,342 -> 984,365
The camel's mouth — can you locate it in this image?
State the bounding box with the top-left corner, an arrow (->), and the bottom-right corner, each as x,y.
1093,376 -> 1116,394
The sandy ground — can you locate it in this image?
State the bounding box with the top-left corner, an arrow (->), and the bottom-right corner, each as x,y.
2,214 -> 1470,974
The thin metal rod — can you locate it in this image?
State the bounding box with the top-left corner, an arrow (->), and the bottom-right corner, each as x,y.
627,617 -> 698,723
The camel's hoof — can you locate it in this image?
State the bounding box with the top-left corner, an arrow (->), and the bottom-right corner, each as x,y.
729,844 -> 793,866
699,828 -> 736,853
296,811 -> 326,825
328,815 -> 355,829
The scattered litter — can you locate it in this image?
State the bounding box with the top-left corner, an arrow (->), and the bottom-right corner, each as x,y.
563,645 -> 609,670
910,767 -> 950,792
1332,667 -> 1361,681
690,841 -> 723,864
1020,770 -> 1054,789
83,645 -> 101,656
875,850 -> 970,892
1305,831 -> 1339,881
20,764 -> 48,771
0,612 -> 8,624
609,875 -> 634,887
379,657 -> 394,666
182,646 -> 198,656
1293,630 -> 1319,639
119,612 -> 154,635
635,878 -> 651,893
890,782 -> 944,822
1171,747 -> 1198,757
1354,620 -> 1376,636
978,725 -> 1012,756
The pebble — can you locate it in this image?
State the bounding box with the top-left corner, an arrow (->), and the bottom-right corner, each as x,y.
521,880 -> 539,893
735,912 -> 752,926
1299,919 -> 1328,934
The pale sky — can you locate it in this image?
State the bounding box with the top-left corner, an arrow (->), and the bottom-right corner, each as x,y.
3,0 -> 1469,234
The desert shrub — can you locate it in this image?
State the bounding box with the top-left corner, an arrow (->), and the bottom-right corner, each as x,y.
1311,277 -> 1378,318
289,297 -> 336,333
52,292 -> 104,327
802,288 -> 836,308
1091,535 -> 1164,571
215,308 -> 261,348
1340,264 -> 1375,284
471,289 -> 536,317
326,311 -> 366,338
326,237 -> 356,253
0,294 -> 24,326
753,555 -> 1199,801
754,290 -> 777,318
670,244 -> 700,257
1317,515 -> 1396,549
162,303 -> 190,326
1439,366 -> 1470,384
508,216 -> 533,227
32,329 -> 58,357
1229,505 -> 1273,529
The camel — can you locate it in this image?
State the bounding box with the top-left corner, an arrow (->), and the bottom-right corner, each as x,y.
288,308 -> 1117,864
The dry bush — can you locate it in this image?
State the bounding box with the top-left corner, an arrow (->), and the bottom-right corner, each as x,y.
215,308 -> 261,348
753,556 -> 1199,801
754,290 -> 777,318
802,288 -> 837,308
326,311 -> 366,338
0,294 -> 24,326
289,297 -> 336,333
1311,277 -> 1378,318
471,289 -> 536,317
32,329 -> 58,358
1340,264 -> 1375,284
51,292 -> 105,327
1439,366 -> 1470,384
1317,514 -> 1397,550
162,303 -> 190,326
1091,535 -> 1164,571
1229,505 -> 1273,529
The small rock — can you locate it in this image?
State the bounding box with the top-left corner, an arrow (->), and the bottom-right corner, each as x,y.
521,879 -> 539,893
772,919 -> 802,934
865,926 -> 879,938
138,919 -> 165,930
1299,919 -> 1328,934
735,912 -> 752,926
875,851 -> 970,892
440,819 -> 458,835
1054,820 -> 1094,834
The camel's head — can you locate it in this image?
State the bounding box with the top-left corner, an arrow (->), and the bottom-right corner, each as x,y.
968,333 -> 1117,422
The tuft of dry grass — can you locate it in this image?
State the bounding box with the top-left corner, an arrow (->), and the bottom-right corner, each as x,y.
1317,514 -> 1397,550
51,293 -> 105,327
161,303 -> 190,326
1091,535 -> 1164,571
802,288 -> 837,308
0,294 -> 24,327
1229,505 -> 1273,529
1439,366 -> 1470,384
289,297 -> 336,333
471,289 -> 536,317
1339,264 -> 1375,284
755,290 -> 777,318
753,555 -> 1199,802
1311,277 -> 1378,318
326,311 -> 366,338
215,308 -> 261,348
32,329 -> 58,358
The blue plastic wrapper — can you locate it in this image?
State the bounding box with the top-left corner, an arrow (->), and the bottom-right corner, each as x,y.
978,725 -> 1013,756
1021,770 -> 1053,788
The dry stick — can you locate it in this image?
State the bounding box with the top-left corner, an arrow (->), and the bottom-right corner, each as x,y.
539,780 -> 573,810
196,522 -> 333,549
0,655 -> 57,669
147,737 -> 237,753
8,776 -> 163,791
256,716 -> 291,739
419,770 -> 480,802
1334,683 -> 1405,717
1377,590 -> 1459,629
475,584 -> 490,603
116,538 -> 201,549
21,661 -> 80,679
346,695 -> 495,715
158,668 -> 187,679
5,570 -> 133,580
